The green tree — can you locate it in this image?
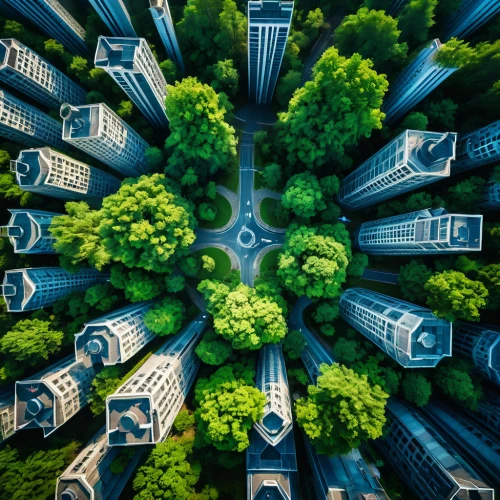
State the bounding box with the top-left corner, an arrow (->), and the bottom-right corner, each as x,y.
332,337 -> 366,364
260,163 -> 283,190
194,366 -> 266,451
173,409 -> 196,433
277,224 -> 350,299
479,264 -> 500,310
88,367 -> 122,415
276,70 -> 302,108
165,274 -> 186,293
281,172 -> 326,219
295,363 -> 388,455
424,98 -> 458,130
195,329 -> 233,365
401,372 -> 432,407
110,265 -> 166,302
143,297 -> 185,336
399,260 -> 432,302
446,176 -> 485,213
159,59 -> 177,83
201,255 -> 216,272
303,8 -> 325,39
347,253 -> 369,279
165,77 -> 237,184
435,37 -> 475,68
211,59 -> 239,96
68,55 -> 89,83
84,283 -> 119,312
215,0 -> 247,66
425,270 -> 488,321
283,330 -> 306,360
198,202 -> 217,221
313,300 -> 340,324
99,174 -> 196,274
49,202 -> 109,271
398,0 -> 437,46
117,100 -> 133,119
198,280 -> 287,350
44,39 -> 65,57
288,368 -> 309,385
352,354 -> 401,395
145,146 -> 164,170
334,8 -> 407,68
396,111 -> 429,133
276,47 -> 388,168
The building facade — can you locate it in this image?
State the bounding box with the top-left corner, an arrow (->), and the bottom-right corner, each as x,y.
300,324 -> 335,384
0,38 -> 86,109
382,40 -> 458,125
452,120 -> 500,175
11,148 -> 121,201
95,37 -> 169,129
0,90 -> 68,151
338,130 -> 457,211
1,267 -> 109,312
339,288 -> 452,368
475,392 -> 500,442
15,356 -> 95,437
387,0 -> 409,15
377,398 -> 494,500
149,0 -> 185,72
89,0 -> 137,38
303,438 -> 390,500
478,181 -> 500,212
106,314 -> 207,446
61,103 -> 150,177
56,426 -> 144,500
0,209 -> 60,254
356,208 -> 482,255
443,0 -> 500,40
75,301 -> 157,366
0,388 -> 15,443
453,322 -> 500,385
248,0 -> 294,104
2,0 -> 88,56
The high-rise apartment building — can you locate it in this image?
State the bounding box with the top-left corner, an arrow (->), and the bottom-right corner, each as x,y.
11,148 -> 121,201
106,315 -> 207,446
377,398 -> 494,500
0,388 -> 15,443
89,0 -> 137,38
478,181 -> 500,212
1,267 -> 109,312
382,40 -> 458,125
303,438 -> 390,500
300,323 -> 335,383
247,344 -> 299,500
56,426 -> 144,500
356,208 -> 482,255
339,288 -> 452,368
453,322 -> 500,386
452,120 -> 500,174
248,0 -> 294,104
0,90 -> 68,151
0,39 -> 86,109
2,0 -> 88,56
75,301 -> 157,366
95,37 -> 169,129
61,103 -> 150,177
475,392 -> 500,442
15,356 -> 95,437
338,130 -> 457,210
387,0 -> 409,15
149,0 -> 185,71
443,0 -> 500,40
0,209 -> 59,254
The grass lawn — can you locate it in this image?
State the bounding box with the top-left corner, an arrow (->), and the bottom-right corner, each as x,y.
260,248 -> 281,274
193,247 -> 232,281
358,279 -> 405,299
260,197 -> 289,229
217,164 -> 239,193
198,193 -> 232,229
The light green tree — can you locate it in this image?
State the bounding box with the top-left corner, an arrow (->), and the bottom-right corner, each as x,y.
201,255 -> 216,272
143,297 -> 185,336
398,0 -> 438,46
281,172 -> 326,219
210,59 -> 239,96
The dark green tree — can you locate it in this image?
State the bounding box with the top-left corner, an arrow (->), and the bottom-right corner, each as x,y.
110,265 -> 166,302
399,260 -> 432,302
260,163 -> 283,190
333,337 -> 366,364
210,59 -> 239,96
401,372 -> 432,407
398,0 -> 437,46
84,283 -> 119,312
283,330 -> 306,360
88,367 -> 122,415
195,329 -> 233,365
276,70 -> 302,108
424,98 -> 458,130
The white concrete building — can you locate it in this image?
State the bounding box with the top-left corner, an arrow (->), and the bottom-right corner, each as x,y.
0,388 -> 15,443
11,148 -> 121,201
61,103 -> 150,177
338,130 -> 457,210
89,0 -> 137,38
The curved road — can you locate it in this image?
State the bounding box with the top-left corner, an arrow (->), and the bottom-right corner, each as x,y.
193,127 -> 285,286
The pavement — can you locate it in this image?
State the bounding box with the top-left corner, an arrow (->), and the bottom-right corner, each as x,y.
361,269 -> 399,285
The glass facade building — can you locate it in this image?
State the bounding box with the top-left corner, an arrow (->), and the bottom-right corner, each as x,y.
248,0 -> 293,104
338,130 -> 457,211
15,356 -> 96,437
11,148 -> 121,201
0,209 -> 59,254
56,426 -> 144,500
0,38 -> 86,109
339,288 -> 452,368
95,37 -> 169,129
106,315 -> 207,446
443,0 -> 500,40
453,322 -> 500,385
75,301 -> 157,367
1,267 -> 109,312
478,181 -> 500,212
356,208 -> 482,255
377,398 -> 494,500
452,119 -> 500,174
149,0 -> 185,72
61,103 -> 150,177
2,0 -> 88,56
0,388 -> 15,443
382,40 -> 458,125
475,392 -> 500,442
0,89 -> 68,151
89,0 -> 137,38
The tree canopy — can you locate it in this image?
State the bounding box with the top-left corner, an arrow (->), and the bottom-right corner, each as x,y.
281,172 -> 326,219
295,363 -> 388,455
195,329 -> 233,365
398,0 -> 437,46
399,260 -> 432,302
143,297 -> 186,336
283,330 -> 306,360
401,372 -> 432,407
